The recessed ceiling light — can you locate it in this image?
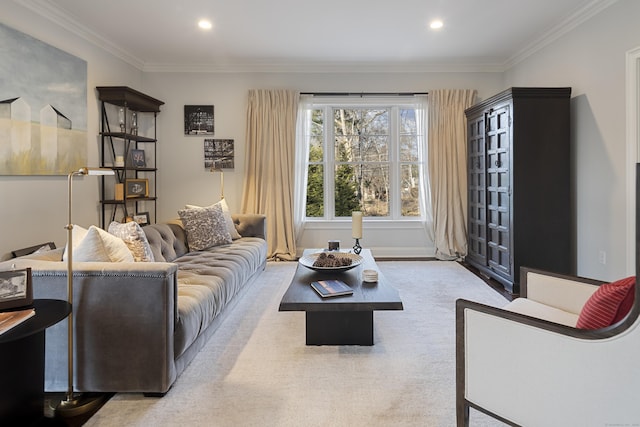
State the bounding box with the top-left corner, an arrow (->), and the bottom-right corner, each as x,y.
429,20 -> 444,30
198,19 -> 212,30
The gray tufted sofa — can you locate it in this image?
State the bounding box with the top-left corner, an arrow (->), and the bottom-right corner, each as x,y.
2,214 -> 267,395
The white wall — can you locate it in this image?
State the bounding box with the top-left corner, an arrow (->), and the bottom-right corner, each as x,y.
142,71 -> 502,258
0,3 -> 144,260
503,0 -> 640,280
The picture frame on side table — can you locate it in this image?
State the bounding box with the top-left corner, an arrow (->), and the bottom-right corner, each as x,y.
0,268 -> 33,310
131,149 -> 146,168
125,179 -> 149,198
133,212 -> 150,225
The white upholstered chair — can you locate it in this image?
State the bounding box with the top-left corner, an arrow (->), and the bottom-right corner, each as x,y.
456,165 -> 640,426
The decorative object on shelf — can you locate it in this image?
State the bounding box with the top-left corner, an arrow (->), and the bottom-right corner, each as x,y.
352,211 -> 363,255
114,155 -> 125,167
58,166 -> 113,417
0,268 -> 33,310
114,183 -> 124,201
130,111 -> 138,135
204,139 -> 235,169
133,212 -> 150,225
184,105 -> 214,135
131,149 -> 146,168
118,108 -> 125,132
125,178 -> 149,198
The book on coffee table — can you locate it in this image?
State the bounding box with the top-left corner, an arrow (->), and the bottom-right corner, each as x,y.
310,280 -> 353,298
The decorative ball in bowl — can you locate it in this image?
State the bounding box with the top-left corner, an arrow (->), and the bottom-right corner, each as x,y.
299,252 -> 363,272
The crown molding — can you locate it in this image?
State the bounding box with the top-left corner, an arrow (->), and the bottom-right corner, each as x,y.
503,0 -> 619,69
15,0 -> 619,75
142,60 -> 506,74
16,0 -> 145,70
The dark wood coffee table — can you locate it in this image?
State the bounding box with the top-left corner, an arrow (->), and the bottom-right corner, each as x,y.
279,249 -> 403,345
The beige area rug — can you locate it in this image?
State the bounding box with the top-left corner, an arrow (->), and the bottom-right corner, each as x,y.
86,261 -> 509,427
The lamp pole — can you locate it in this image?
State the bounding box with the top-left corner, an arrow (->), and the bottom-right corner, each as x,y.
57,167 -> 113,417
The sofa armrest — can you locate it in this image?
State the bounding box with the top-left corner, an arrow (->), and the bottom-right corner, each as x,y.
8,258 -> 180,393
520,267 -> 604,314
232,213 -> 266,240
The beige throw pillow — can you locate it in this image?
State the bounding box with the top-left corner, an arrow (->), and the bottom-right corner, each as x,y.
108,221 -> 155,262
178,203 -> 232,251
63,225 -> 134,262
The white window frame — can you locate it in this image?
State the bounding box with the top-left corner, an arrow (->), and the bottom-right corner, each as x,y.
302,96 -> 428,222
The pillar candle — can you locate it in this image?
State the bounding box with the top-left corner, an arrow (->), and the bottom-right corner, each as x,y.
352,211 -> 363,239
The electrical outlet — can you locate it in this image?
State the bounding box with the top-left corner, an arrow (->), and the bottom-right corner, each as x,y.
598,250 -> 607,265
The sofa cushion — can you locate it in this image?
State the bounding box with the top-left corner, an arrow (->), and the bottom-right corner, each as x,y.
63,225 -> 134,262
185,199 -> 241,240
504,298 -> 579,327
142,223 -> 189,262
172,237 -> 268,358
178,204 -> 232,251
108,221 -> 155,262
576,276 -> 635,329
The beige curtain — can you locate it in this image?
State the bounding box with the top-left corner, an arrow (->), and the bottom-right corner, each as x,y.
242,89 -> 300,260
428,89 -> 477,260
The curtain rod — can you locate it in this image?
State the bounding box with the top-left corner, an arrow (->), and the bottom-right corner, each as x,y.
300,92 -> 428,97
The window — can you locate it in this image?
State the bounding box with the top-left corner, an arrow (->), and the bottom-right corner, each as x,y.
302,96 -> 427,221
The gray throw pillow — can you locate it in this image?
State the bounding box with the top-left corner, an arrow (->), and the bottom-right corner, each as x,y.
178,203 -> 232,251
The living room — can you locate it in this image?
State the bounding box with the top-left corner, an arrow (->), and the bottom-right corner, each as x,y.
1,0 -> 639,425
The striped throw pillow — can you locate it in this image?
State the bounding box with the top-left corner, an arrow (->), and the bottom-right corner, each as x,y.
576,276 -> 635,329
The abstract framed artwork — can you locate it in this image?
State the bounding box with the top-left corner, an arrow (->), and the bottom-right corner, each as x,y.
0,23 -> 88,175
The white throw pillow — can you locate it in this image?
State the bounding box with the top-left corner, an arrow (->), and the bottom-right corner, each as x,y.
185,199 -> 241,239
178,203 -> 233,251
63,225 -> 134,262
108,221 -> 155,262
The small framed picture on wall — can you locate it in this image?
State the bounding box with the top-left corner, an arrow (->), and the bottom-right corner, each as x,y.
184,105 -> 214,135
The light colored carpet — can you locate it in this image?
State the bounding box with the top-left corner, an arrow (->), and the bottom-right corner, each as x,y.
86,261 -> 509,427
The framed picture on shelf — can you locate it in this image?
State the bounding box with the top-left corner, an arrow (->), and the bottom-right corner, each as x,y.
133,212 -> 150,225
184,105 -> 214,135
131,149 -> 146,168
0,268 -> 33,310
125,179 -> 149,198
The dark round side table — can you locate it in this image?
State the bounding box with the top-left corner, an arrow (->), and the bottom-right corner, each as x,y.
0,299 -> 71,424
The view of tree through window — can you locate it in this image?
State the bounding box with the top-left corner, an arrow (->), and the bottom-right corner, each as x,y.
305,99 -> 424,220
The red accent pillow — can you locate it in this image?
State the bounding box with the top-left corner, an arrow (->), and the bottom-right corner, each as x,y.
576,276 -> 635,329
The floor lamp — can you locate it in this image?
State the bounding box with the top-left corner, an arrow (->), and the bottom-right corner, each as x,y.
210,160 -> 225,200
57,167 -> 113,417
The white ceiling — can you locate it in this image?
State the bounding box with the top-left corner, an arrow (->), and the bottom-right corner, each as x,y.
21,0 -> 615,72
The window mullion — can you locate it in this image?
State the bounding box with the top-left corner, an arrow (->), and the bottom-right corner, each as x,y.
389,106 -> 400,219
325,106 -> 335,220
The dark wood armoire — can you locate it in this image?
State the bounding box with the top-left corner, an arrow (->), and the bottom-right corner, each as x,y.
465,87 -> 572,294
